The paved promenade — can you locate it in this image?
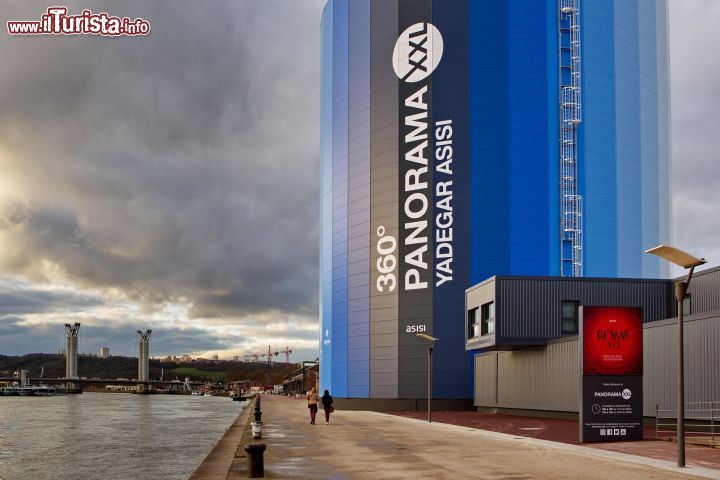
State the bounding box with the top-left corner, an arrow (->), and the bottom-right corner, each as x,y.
225,395 -> 719,479
392,410 -> 720,471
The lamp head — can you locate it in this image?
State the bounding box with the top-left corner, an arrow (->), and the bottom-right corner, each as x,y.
416,333 -> 439,342
645,245 -> 706,269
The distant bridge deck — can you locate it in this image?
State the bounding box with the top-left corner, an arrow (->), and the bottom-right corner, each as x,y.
0,377 -> 205,387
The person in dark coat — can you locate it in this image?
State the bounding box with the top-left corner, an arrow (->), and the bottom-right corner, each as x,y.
321,389 -> 333,425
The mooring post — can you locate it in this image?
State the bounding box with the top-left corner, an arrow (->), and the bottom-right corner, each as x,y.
244,443 -> 266,478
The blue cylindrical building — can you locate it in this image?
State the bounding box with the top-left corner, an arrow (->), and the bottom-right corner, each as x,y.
320,0 -> 671,404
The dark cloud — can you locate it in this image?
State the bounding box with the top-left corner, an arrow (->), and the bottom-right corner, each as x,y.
0,316 -> 30,336
0,1 -> 324,320
0,281 -> 103,316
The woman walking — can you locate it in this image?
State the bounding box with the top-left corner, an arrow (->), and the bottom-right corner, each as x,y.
306,387 -> 319,425
321,389 -> 334,425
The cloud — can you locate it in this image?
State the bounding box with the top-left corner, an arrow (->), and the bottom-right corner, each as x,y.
0,280 -> 103,316
669,1 -> 720,271
0,316 -> 30,336
0,1 -> 324,327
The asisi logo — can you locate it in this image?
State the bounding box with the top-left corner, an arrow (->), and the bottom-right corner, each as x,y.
392,22 -> 444,83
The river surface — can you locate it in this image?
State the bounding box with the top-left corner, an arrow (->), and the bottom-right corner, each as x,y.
0,393 -> 245,480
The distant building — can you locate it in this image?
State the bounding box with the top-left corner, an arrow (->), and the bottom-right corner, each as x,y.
99,347 -> 110,358
58,348 -> 65,355
212,355 -> 219,361
232,355 -> 239,361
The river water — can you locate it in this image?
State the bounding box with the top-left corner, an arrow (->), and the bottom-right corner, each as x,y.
0,393 -> 245,480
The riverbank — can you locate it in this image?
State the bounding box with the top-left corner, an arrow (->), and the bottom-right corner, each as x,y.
189,398 -> 255,480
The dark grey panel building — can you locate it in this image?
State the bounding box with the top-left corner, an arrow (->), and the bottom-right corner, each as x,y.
466,267 -> 720,416
466,275 -> 674,350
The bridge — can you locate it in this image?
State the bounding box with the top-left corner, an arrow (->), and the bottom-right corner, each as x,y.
2,323 -> 209,391
0,376 -> 205,388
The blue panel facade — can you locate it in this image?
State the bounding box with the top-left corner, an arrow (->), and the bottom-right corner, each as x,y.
581,0 -> 618,278
468,0 -> 509,285
320,1 -> 334,394
331,0 -> 349,397
545,1 -> 560,276
656,0 -> 671,278
507,0 -> 554,275
320,0 -> 671,401
346,0 -> 371,398
614,0 -> 642,278
639,0 -> 660,279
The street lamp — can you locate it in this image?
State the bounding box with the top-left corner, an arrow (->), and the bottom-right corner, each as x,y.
416,333 -> 439,423
645,245 -> 706,468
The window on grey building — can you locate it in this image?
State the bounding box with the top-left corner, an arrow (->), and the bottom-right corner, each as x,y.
468,307 -> 479,339
561,301 -> 579,334
481,302 -> 495,336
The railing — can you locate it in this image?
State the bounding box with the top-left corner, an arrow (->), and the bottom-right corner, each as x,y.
558,0 -> 582,277
656,402 -> 720,443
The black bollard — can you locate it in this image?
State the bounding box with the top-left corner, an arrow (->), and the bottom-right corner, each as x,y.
254,410 -> 262,423
244,443 -> 266,478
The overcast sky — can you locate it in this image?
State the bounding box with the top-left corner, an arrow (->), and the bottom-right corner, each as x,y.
0,1 -> 717,359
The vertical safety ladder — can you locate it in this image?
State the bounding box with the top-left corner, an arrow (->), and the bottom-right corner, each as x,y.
559,0 -> 583,277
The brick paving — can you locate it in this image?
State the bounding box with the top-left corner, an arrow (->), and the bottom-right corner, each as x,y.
392,410 -> 720,471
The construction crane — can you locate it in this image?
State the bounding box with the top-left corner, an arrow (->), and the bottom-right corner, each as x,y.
277,347 -> 293,366
239,345 -> 294,386
265,345 -> 274,386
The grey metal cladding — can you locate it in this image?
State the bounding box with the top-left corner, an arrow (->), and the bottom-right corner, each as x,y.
683,266 -> 720,315
494,277 -> 674,342
643,308 -> 720,413
369,0 -> 399,398
474,313 -> 720,416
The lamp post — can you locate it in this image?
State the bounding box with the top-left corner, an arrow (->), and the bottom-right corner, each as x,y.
416,333 -> 439,423
645,245 -> 706,468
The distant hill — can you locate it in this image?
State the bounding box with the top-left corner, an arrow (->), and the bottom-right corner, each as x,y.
0,354 -> 297,384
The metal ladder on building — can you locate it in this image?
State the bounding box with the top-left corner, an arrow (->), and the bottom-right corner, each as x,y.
559,0 -> 583,277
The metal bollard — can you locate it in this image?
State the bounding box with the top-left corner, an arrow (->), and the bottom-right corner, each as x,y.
244,443 -> 266,478
254,409 -> 262,423
251,420 -> 262,438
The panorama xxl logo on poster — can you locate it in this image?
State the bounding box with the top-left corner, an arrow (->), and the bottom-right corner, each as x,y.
392,22 -> 444,83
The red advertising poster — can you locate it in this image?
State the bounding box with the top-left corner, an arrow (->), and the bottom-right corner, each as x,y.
582,307 -> 643,376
